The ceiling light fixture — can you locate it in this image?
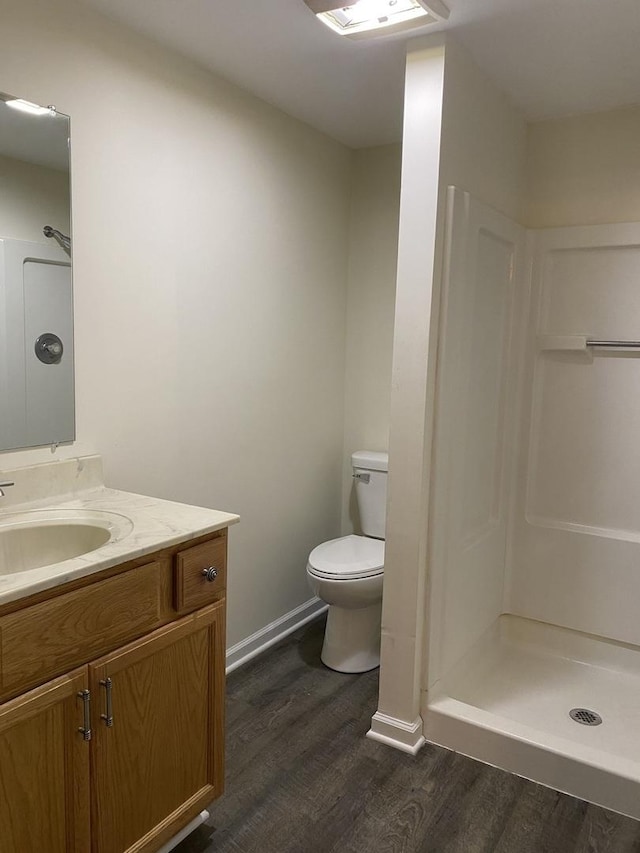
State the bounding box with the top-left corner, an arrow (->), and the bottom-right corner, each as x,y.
304,0 -> 449,38
4,98 -> 54,117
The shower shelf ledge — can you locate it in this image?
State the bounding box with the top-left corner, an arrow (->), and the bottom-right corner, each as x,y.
537,335 -> 640,354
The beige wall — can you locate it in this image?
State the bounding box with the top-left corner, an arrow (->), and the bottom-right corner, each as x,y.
0,155 -> 70,244
0,0 -> 352,647
439,39 -> 527,222
525,105 -> 640,228
341,143 -> 401,534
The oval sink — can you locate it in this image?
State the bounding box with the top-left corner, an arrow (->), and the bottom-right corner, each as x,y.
0,509 -> 133,575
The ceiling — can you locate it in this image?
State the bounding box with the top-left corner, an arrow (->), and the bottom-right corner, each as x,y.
83,0 -> 640,149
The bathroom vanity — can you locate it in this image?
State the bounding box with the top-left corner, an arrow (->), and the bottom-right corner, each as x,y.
0,456 -> 238,853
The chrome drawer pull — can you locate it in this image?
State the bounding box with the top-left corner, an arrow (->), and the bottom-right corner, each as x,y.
100,677 -> 114,727
78,689 -> 92,741
202,567 -> 218,582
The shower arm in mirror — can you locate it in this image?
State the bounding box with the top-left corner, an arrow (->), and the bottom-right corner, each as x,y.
43,225 -> 71,252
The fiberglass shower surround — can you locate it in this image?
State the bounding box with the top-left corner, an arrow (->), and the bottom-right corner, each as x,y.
423,187 -> 640,819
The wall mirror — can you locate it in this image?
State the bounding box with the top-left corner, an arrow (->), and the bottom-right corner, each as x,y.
0,92 -> 73,452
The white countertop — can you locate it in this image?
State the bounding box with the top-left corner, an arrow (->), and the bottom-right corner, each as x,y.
0,455 -> 239,607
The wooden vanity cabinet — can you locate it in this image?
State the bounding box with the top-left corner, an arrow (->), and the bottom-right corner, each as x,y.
90,602 -> 225,853
0,528 -> 228,853
0,667 -> 90,853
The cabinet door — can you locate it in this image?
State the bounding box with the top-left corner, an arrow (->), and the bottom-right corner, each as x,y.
0,667 -> 90,853
89,601 -> 225,853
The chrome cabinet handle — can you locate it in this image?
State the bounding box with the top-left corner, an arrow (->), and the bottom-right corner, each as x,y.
78,689 -> 92,741
202,567 -> 218,582
100,677 -> 114,727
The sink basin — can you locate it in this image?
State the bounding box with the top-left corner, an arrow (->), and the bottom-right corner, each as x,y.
0,509 -> 134,575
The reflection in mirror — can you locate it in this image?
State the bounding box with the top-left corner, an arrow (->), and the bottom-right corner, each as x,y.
0,92 -> 73,452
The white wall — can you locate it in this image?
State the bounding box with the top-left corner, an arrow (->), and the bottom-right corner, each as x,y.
370,35 -> 527,751
0,155 -> 70,244
367,36 -> 640,755
526,106 -> 640,228
423,41 -> 527,686
341,144 -> 401,535
0,0 -> 352,647
368,39 -> 446,753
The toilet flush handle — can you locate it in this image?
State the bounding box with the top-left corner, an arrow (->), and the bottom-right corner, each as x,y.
352,472 -> 370,484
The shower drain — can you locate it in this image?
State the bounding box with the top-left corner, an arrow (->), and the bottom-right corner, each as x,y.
569,708 -> 603,726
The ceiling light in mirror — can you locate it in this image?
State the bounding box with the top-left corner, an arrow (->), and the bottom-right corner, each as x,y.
5,98 -> 55,117
305,0 -> 449,38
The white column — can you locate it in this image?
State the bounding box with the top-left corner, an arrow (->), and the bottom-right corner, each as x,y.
367,37 -> 446,754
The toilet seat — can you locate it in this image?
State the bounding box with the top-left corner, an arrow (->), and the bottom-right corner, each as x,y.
307,534 -> 384,580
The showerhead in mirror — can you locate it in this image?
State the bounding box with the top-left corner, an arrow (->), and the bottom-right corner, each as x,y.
43,225 -> 71,252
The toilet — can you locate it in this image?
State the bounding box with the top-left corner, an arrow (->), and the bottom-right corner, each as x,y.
307,450 -> 387,673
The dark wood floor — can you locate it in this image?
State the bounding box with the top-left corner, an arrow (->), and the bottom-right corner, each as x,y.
176,618 -> 640,853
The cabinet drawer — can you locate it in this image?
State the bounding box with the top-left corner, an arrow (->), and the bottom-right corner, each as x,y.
174,533 -> 227,613
0,560 -> 169,699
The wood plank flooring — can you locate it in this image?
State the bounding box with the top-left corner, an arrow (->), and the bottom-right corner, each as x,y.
176,618 -> 640,853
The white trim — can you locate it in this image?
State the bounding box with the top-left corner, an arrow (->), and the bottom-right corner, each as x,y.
226,597 -> 328,674
366,711 -> 426,755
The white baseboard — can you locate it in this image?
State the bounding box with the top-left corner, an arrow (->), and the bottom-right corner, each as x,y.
226,597 -> 328,674
366,711 -> 426,755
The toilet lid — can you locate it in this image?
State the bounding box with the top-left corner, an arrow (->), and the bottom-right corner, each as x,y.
308,535 -> 384,580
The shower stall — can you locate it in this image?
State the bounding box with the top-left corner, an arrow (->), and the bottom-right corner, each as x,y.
422,186 -> 640,818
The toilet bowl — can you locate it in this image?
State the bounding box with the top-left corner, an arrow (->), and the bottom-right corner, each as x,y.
306,450 -> 388,674
307,534 -> 384,672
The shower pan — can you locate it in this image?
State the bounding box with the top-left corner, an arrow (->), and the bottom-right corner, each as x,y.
422,187 -> 640,819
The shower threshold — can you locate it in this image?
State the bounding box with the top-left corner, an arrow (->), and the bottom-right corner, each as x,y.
424,615 -> 640,819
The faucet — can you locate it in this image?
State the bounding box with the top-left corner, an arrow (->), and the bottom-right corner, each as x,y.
0,481 -> 14,497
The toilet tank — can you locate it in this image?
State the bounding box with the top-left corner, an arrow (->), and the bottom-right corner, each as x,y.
352,450 -> 388,540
